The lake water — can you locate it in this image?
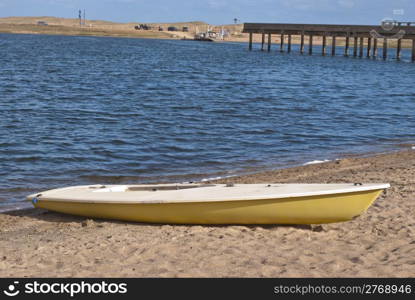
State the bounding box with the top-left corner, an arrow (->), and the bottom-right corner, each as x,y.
1,33 -> 414,208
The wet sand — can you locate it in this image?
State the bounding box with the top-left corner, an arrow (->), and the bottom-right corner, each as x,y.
1,150 -> 414,277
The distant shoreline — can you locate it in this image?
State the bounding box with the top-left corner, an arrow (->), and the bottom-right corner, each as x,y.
0,23 -> 177,40
0,16 -> 245,42
2,28 -> 413,49
1,16 -> 413,48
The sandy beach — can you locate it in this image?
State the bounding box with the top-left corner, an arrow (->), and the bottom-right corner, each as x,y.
1,149 -> 414,277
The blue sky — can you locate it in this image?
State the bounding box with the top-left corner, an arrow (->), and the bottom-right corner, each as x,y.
0,0 -> 414,25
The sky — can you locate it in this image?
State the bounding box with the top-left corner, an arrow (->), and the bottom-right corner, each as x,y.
0,0 -> 414,25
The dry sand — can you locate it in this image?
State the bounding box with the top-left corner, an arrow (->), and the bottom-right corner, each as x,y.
1,150 -> 414,277
0,16 -> 233,40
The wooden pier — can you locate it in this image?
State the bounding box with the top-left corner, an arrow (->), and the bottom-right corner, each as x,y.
243,23 -> 415,61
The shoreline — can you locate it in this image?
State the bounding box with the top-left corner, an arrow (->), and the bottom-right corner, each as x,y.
1,144 -> 411,213
1,17 -> 414,48
1,149 -> 414,277
2,29 -> 413,49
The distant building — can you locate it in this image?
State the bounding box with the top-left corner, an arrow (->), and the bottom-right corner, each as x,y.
182,26 -> 189,32
134,24 -> 151,30
37,21 -> 48,26
206,31 -> 217,38
167,26 -> 178,32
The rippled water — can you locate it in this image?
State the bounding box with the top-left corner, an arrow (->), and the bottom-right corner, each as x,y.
1,33 -> 415,207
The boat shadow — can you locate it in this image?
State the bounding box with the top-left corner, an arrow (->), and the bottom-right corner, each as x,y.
2,208 -> 322,231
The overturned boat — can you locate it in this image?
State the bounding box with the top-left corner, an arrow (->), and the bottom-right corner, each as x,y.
27,183 -> 389,225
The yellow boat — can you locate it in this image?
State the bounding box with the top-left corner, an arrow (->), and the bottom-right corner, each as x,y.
27,183 -> 389,225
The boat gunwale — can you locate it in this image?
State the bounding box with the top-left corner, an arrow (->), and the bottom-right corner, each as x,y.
27,183 -> 390,205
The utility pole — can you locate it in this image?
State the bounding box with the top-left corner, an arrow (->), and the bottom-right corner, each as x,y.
83,9 -> 86,26
79,9 -> 82,27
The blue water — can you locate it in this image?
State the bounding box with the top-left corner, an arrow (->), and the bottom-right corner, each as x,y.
1,33 -> 415,207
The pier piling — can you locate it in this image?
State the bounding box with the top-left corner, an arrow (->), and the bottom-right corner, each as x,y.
243,23 -> 415,62
309,35 -> 313,55
331,36 -> 336,56
300,32 -> 305,54
248,33 -> 253,51
322,35 -> 327,55
366,38 -> 372,58
412,39 -> 415,62
372,38 -> 378,58
396,38 -> 402,60
344,35 -> 350,56
353,36 -> 358,57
